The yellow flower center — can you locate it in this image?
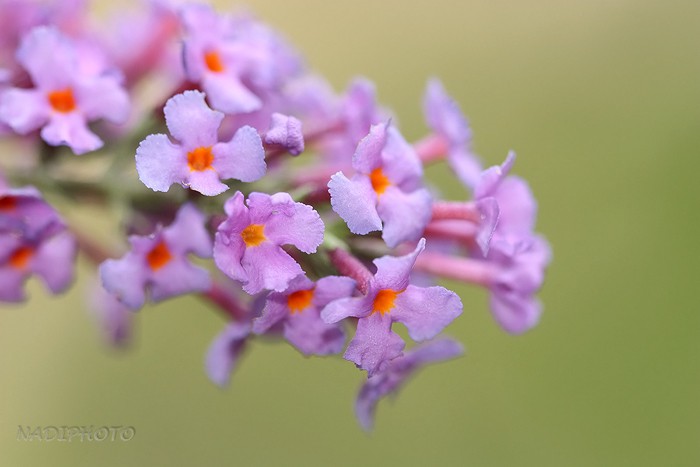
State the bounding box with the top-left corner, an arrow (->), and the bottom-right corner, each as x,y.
187,146 -> 214,172
204,50 -> 225,73
287,288 -> 314,314
372,289 -> 400,315
370,168 -> 391,195
241,224 -> 266,247
47,88 -> 77,113
146,241 -> 172,271
0,195 -> 17,211
9,246 -> 33,269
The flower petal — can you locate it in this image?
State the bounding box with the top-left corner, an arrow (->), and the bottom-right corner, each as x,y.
135,133 -> 187,192
0,88 -> 48,133
372,238 -> 425,291
205,322 -> 250,387
240,242 -> 304,294
344,312 -> 404,377
376,186 -> 432,248
392,285 -> 463,341
328,172 -> 381,235
213,125 -> 266,182
164,90 -> 222,148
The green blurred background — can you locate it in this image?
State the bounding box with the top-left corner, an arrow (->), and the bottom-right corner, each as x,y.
1,0 -> 699,465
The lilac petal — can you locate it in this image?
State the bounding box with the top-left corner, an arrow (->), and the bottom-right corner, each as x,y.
75,75 -> 130,124
40,113 -> 103,154
163,203 -> 212,258
213,125 -> 266,182
213,230 -> 247,284
223,190 -> 249,218
376,187 -> 432,248
187,168 -> 228,196
475,151 -> 516,199
313,276 -> 357,307
285,309 -> 345,356
164,90 -> 222,148
205,322 -> 251,387
494,176 -> 537,235
0,88 -> 48,133
355,337 -> 464,431
253,296 -> 288,334
447,147 -> 482,189
424,78 -> 471,147
474,197 -> 499,256
373,238 -> 426,291
392,285 -> 463,341
352,122 -> 388,174
381,126 -> 423,190
321,295 -> 373,323
345,312 -> 405,377
16,27 -> 74,89
0,267 -> 27,302
90,282 -> 133,347
202,73 -> 261,114
135,133 -> 187,192
99,256 -> 148,310
264,113 -> 304,155
328,172 -> 381,235
32,230 -> 76,294
263,197 -> 324,253
240,242 -> 304,294
149,257 -> 211,302
490,289 -> 542,334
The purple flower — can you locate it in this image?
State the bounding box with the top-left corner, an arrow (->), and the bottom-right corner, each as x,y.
487,234 -> 551,334
0,181 -> 63,236
180,4 -> 301,114
135,90 -> 265,196
0,227 -> 76,302
205,321 -> 251,387
475,151 -> 537,237
0,26 -> 130,154
214,191 -> 324,295
423,78 -> 482,188
99,203 -> 212,310
253,275 -> 355,356
263,112 -> 304,155
89,281 -> 133,348
328,122 -> 432,248
355,338 -> 464,431
321,239 -> 462,376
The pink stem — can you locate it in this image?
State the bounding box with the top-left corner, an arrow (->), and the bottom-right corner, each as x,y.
328,248 -> 373,294
414,251 -> 496,287
424,221 -> 479,249
201,282 -> 249,322
431,201 -> 481,223
414,133 -> 449,163
265,119 -> 345,164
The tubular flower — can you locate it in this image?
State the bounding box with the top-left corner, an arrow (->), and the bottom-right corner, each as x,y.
253,275 -> 356,356
99,203 -> 213,310
213,191 -> 324,294
135,90 -> 266,196
321,239 -> 462,376
355,338 -> 464,431
328,121 -> 432,248
0,26 -> 129,154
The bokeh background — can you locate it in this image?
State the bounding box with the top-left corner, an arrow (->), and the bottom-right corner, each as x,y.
1,0 -> 699,465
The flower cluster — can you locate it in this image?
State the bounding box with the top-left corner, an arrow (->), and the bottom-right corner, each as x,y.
0,1 -> 550,429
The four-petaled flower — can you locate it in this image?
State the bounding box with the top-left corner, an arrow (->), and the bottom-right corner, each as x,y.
253,275 -> 356,356
0,26 -> 130,154
328,121 -> 432,248
321,239 -> 463,376
99,203 -> 213,310
213,191 -> 324,294
136,90 -> 266,196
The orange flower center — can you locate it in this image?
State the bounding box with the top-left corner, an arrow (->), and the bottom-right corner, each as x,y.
47,88 -> 77,113
146,241 -> 172,271
370,168 -> 391,195
187,146 -> 214,172
372,289 -> 400,315
287,288 -> 314,314
241,224 -> 266,247
0,195 -> 17,211
9,246 -> 33,269
204,50 -> 225,73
